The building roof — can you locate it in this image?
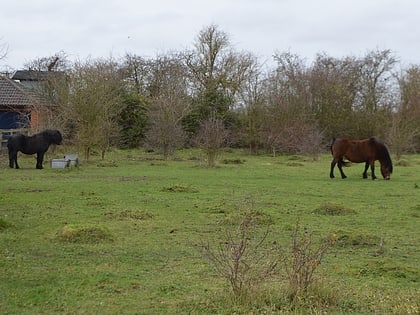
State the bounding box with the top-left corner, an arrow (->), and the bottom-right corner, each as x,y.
0,75 -> 46,108
11,70 -> 63,81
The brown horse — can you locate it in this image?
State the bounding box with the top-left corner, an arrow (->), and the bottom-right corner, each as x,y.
330,137 -> 393,180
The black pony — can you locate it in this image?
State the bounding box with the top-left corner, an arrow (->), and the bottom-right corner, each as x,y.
7,129 -> 63,169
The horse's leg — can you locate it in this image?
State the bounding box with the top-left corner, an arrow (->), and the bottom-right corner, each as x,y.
363,162 -> 369,179
330,159 -> 336,178
370,162 -> 377,180
337,160 -> 347,179
8,150 -> 14,168
9,151 -> 19,169
36,152 -> 44,169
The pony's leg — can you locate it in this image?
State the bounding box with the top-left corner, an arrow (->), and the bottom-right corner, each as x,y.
337,160 -> 347,179
36,153 -> 44,169
330,159 -> 336,178
370,162 -> 377,180
363,162 -> 369,179
9,151 -> 19,169
8,151 -> 14,168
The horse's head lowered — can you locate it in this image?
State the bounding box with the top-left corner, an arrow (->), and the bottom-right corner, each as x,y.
380,163 -> 392,180
378,141 -> 393,180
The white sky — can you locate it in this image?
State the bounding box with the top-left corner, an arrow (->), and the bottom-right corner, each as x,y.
1,0 -> 419,70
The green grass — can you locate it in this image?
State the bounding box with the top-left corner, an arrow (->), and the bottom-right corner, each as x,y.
0,149 -> 419,314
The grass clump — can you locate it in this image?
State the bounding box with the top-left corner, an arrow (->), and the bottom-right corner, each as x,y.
315,203 -> 357,215
286,161 -> 305,167
105,209 -> 155,221
55,224 -> 113,243
162,184 -> 198,193
0,218 -> 13,231
334,230 -> 381,247
395,159 -> 410,166
221,209 -> 273,226
222,158 -> 245,165
97,160 -> 118,167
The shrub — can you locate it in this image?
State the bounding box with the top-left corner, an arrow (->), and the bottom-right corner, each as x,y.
282,222 -> 336,301
199,211 -> 278,302
200,204 -> 337,309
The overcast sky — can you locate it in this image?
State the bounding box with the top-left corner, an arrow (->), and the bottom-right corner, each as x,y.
1,0 -> 419,70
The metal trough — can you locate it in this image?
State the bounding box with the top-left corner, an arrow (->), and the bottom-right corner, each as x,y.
51,159 -> 70,169
51,154 -> 79,168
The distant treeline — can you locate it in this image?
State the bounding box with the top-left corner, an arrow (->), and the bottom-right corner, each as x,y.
18,25 -> 420,159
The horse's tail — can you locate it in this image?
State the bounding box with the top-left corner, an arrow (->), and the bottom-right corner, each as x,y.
340,159 -> 351,167
330,138 -> 336,155
331,138 -> 351,166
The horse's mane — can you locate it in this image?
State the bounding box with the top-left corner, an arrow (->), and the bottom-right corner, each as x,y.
40,129 -> 63,144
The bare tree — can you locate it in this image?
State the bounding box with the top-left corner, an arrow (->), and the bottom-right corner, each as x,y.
237,59 -> 266,153
146,104 -> 186,159
196,114 -> 228,167
121,53 -> 152,96
261,52 -> 317,154
23,51 -> 69,72
0,39 -> 8,62
309,53 -> 361,139
356,49 -> 397,137
68,58 -> 123,160
390,65 -> 420,157
144,53 -> 191,159
184,24 -> 255,135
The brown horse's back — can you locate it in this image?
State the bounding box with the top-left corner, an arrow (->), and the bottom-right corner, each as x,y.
331,138 -> 372,163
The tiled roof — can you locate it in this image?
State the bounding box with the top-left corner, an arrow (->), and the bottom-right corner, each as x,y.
0,75 -> 46,108
11,70 -> 62,81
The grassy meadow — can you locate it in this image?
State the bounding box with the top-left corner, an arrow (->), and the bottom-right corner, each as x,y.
0,148 -> 419,314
